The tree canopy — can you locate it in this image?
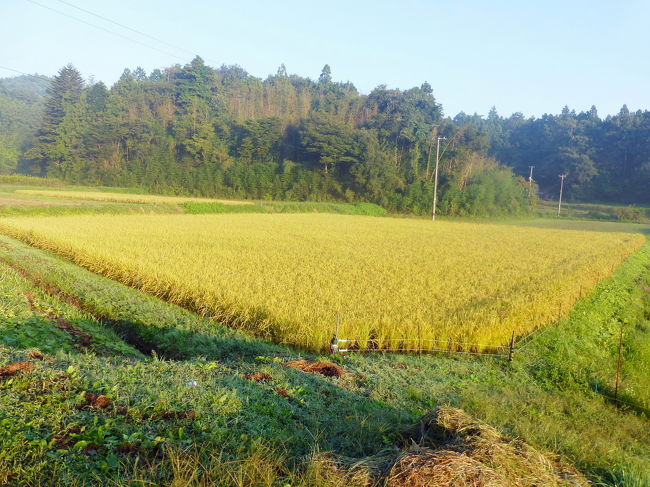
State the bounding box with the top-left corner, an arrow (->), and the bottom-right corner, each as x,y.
10,58 -> 647,214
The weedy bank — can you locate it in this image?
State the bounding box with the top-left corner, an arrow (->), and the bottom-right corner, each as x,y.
0,213 -> 643,351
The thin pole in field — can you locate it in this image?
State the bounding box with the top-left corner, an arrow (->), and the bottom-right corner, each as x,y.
330,314 -> 341,354
432,136 -> 446,221
528,166 -> 535,200
336,314 -> 340,338
508,331 -> 515,362
557,174 -> 567,216
614,322 -> 624,402
425,125 -> 439,179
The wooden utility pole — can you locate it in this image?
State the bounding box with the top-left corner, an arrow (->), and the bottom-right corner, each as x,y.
528,166 -> 535,200
508,331 -> 515,362
614,322 -> 624,402
557,174 -> 567,216
432,136 -> 446,221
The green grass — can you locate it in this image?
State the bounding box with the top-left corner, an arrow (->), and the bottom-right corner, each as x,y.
182,201 -> 388,216
537,200 -> 650,223
0,246 -> 406,485
0,182 -> 388,218
0,233 -> 649,485
182,202 -> 269,214
505,217 -> 650,236
0,175 -> 64,186
0,262 -> 140,357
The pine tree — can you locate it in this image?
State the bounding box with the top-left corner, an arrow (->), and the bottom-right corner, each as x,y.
24,64 -> 84,175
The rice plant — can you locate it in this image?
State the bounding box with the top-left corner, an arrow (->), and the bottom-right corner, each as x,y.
0,214 -> 643,351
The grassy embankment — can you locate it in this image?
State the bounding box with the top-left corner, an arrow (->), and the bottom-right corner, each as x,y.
0,229 -> 648,486
0,184 -> 387,218
536,200 -> 649,223
1,176 -> 649,223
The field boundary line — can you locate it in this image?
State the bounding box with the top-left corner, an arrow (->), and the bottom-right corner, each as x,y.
332,336 -> 511,358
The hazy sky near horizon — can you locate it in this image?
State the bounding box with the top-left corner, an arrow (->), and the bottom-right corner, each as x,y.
2,0 -> 649,118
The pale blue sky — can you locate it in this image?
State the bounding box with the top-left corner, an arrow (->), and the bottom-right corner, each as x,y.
2,0 -> 649,117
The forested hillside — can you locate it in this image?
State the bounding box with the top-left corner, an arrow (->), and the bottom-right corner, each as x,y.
459,107 -> 650,204
2,57 -> 648,213
0,60 -> 527,215
0,74 -> 49,174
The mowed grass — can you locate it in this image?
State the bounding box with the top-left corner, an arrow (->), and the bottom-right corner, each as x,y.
15,189 -> 253,206
0,214 -> 644,351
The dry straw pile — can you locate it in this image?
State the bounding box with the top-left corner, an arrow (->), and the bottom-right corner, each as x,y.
321,407 -> 589,487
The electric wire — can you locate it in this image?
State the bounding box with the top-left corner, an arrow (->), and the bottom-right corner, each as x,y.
0,64 -> 51,81
24,0 -> 187,62
54,0 -> 197,59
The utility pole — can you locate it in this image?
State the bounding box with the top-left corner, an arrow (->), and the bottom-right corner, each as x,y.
432,136 -> 447,221
557,174 -> 567,216
425,126 -> 439,179
528,166 -> 535,200
614,322 -> 624,402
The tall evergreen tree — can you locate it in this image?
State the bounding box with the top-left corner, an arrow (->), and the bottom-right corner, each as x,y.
23,64 -> 83,175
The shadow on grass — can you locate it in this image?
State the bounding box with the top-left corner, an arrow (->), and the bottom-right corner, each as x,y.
0,235 -> 289,363
594,383 -> 650,419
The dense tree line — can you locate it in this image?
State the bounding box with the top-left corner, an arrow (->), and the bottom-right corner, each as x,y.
0,59 -> 537,214
456,106 -> 650,204
0,75 -> 48,174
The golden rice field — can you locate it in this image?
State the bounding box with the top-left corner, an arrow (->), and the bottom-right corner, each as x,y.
0,214 -> 644,352
15,189 -> 252,206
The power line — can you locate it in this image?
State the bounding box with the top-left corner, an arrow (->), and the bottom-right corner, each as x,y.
54,0 -> 197,59
24,0 -> 187,63
0,65 -> 30,76
0,64 -> 51,81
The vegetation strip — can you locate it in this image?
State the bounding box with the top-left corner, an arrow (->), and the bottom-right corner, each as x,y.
23,291 -> 93,350
0,253 -> 186,360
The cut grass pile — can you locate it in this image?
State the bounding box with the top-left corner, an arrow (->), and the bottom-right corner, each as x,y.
15,189 -> 253,206
0,214 -> 644,351
322,407 -> 589,487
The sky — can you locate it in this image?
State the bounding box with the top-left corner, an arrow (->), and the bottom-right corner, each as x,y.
1,0 -> 649,118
